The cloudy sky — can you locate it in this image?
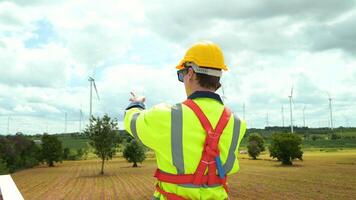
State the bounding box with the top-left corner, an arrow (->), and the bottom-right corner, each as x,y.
0,0 -> 356,134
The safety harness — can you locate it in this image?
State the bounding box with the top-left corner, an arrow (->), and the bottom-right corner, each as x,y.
154,99 -> 232,200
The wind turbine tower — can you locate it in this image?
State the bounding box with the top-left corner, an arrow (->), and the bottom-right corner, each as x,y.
79,109 -> 83,133
221,85 -> 227,101
328,93 -> 334,130
288,87 -> 294,133
88,76 -> 100,123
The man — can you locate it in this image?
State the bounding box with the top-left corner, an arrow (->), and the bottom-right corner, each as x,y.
124,41 -> 246,200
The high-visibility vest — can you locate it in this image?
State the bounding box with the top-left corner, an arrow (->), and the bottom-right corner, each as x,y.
125,94 -> 246,200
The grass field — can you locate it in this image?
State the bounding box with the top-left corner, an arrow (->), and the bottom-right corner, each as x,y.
11,150 -> 356,200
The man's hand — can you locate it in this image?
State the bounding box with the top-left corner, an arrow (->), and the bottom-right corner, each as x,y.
129,92 -> 146,103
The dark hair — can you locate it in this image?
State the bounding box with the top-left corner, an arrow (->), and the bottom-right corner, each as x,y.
183,65 -> 222,90
195,73 -> 221,90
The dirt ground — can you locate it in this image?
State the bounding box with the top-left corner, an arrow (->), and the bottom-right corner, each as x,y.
12,150 -> 356,200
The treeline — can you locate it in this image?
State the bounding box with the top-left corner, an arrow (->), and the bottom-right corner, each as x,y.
0,134 -> 42,174
242,126 -> 356,149
248,126 -> 356,135
0,133 -> 89,175
0,126 -> 147,175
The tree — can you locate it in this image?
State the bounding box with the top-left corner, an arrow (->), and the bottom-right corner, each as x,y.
269,133 -> 303,165
123,139 -> 146,167
13,134 -> 42,168
247,133 -> 265,159
84,114 -> 120,175
42,134 -> 63,167
0,134 -> 42,172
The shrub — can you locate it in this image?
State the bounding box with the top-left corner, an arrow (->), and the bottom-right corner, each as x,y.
123,139 -> 146,167
269,133 -> 303,165
42,134 -> 63,167
247,133 -> 265,159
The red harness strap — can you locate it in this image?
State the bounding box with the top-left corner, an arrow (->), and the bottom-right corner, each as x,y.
155,99 -> 232,200
155,184 -> 186,200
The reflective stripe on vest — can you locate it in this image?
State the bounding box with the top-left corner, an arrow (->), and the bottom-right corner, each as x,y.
223,116 -> 241,173
171,103 -> 184,174
130,112 -> 141,141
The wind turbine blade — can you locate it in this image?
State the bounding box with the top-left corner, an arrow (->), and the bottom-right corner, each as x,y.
93,81 -> 100,101
93,66 -> 97,77
221,86 -> 227,100
291,87 -> 294,97
327,92 -> 331,99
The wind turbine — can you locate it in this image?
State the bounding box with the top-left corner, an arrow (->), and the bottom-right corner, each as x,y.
79,109 -> 83,133
288,87 -> 294,133
327,93 -> 334,130
266,112 -> 269,127
221,85 -> 227,101
88,76 -> 100,122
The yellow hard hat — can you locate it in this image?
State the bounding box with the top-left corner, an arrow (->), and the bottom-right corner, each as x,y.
176,41 -> 228,71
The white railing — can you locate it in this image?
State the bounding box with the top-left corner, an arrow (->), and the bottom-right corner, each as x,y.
0,175 -> 24,200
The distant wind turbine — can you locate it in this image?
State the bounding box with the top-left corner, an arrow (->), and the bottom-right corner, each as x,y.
327,93 -> 334,130
288,87 -> 294,133
221,85 -> 227,101
88,76 -> 100,122
79,109 -> 83,133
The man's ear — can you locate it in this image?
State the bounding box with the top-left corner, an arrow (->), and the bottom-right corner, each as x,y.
187,68 -> 194,81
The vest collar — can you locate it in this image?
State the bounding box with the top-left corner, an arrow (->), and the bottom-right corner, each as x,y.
187,91 -> 224,105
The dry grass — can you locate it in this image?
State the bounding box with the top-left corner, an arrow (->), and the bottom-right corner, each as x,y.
12,150 -> 356,200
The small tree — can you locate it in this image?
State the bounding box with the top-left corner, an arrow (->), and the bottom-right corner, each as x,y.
84,114 -> 120,175
123,139 -> 146,167
269,133 -> 303,165
42,134 -> 63,167
247,133 -> 265,159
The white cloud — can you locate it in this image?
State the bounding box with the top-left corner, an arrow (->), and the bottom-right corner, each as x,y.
0,0 -> 356,134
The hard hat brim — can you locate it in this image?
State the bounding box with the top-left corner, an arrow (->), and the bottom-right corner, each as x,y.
176,60 -> 185,70
175,62 -> 228,71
